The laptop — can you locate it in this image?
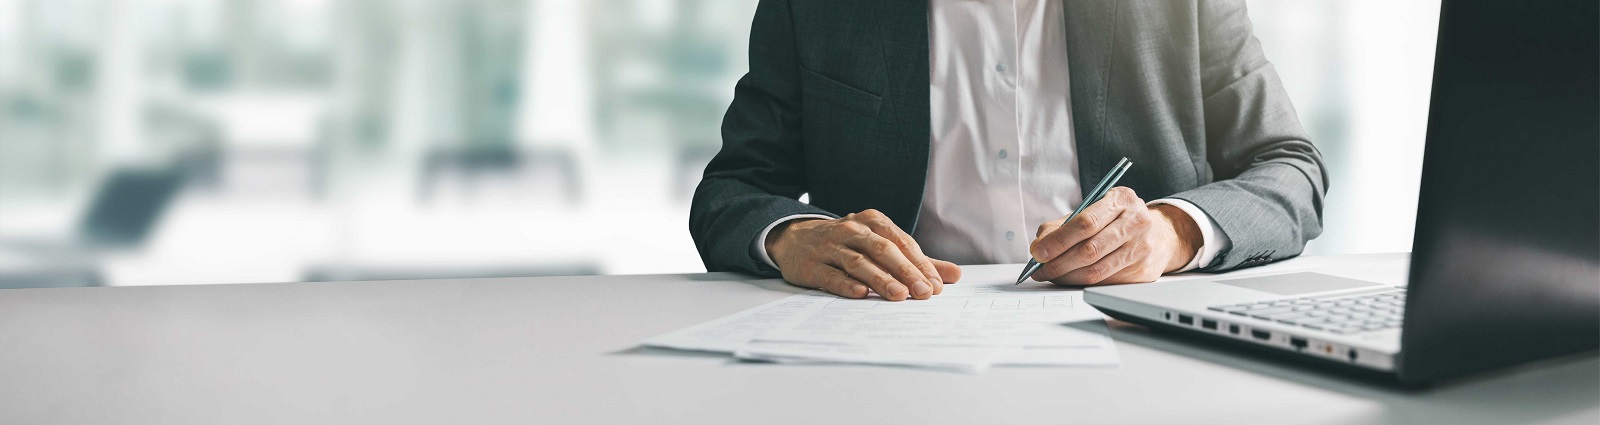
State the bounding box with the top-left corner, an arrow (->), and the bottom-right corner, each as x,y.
1084,0 -> 1598,384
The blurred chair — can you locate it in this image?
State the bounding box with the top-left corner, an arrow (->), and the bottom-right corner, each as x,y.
0,167 -> 185,288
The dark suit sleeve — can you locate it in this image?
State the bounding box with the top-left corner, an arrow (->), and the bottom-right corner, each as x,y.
1166,0 -> 1329,271
689,0 -> 838,276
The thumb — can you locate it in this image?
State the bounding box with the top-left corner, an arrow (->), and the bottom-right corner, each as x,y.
931,259 -> 963,283
1031,219 -> 1067,261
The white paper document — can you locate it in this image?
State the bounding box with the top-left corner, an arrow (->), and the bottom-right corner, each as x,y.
641,272 -> 1120,372
642,294 -> 832,353
755,285 -> 1107,348
734,342 -> 1021,373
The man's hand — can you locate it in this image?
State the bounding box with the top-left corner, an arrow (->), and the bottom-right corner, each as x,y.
766,209 -> 962,300
1029,187 -> 1204,285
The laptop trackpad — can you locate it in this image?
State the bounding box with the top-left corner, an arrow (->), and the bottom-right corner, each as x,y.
1214,272 -> 1383,296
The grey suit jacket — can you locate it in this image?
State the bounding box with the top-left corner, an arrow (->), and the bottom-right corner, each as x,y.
690,0 -> 1327,276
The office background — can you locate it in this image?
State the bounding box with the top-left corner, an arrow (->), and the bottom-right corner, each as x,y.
0,0 -> 1440,287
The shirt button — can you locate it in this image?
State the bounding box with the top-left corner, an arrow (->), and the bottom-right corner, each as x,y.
996,62 -> 1007,73
1005,231 -> 1015,241
998,149 -> 1008,159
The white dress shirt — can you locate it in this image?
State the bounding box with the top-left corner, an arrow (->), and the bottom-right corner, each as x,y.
754,0 -> 1229,271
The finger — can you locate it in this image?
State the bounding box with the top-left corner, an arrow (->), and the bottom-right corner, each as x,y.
1036,219 -> 1063,239
843,233 -> 933,299
1055,239 -> 1146,285
931,259 -> 962,289
812,264 -> 871,298
1034,207 -> 1147,281
855,210 -> 944,290
1029,188 -> 1138,263
829,248 -> 911,301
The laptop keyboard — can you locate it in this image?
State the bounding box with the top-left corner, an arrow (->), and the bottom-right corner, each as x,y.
1207,288 -> 1406,335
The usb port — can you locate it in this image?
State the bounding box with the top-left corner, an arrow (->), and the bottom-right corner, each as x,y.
1200,319 -> 1218,330
1178,314 -> 1194,325
1251,329 -> 1271,340
1290,337 -> 1308,350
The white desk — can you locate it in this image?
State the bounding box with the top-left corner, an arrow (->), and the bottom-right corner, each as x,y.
0,253 -> 1594,424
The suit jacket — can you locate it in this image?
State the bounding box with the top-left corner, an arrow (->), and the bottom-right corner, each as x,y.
690,0 -> 1328,277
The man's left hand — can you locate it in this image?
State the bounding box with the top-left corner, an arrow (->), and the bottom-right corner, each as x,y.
1028,187 -> 1204,285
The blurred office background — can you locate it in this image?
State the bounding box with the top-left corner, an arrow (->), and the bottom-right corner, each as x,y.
0,0 -> 1439,288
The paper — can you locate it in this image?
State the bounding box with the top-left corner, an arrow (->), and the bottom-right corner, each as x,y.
735,342 -> 1020,373
642,294 -> 831,353
641,274 -> 1120,372
755,284 -> 1107,348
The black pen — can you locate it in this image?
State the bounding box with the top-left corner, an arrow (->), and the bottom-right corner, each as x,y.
1015,158 -> 1132,285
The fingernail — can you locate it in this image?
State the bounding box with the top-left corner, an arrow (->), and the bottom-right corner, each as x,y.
909,281 -> 932,297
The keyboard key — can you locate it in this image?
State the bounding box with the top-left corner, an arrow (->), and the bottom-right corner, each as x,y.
1248,307 -> 1293,317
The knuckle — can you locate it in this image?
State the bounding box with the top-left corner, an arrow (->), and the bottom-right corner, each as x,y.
1085,264 -> 1111,282
860,209 -> 885,219
1080,240 -> 1102,258
892,233 -> 915,247
899,265 -> 922,279
840,221 -> 870,234
840,251 -> 868,266
1074,215 -> 1099,232
824,273 -> 848,291
1103,225 -> 1124,242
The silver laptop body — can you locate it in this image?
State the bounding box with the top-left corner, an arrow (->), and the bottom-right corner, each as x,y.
1083,259 -> 1411,372
1084,0 -> 1600,383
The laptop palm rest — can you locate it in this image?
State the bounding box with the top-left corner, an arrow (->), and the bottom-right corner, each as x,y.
1214,273 -> 1385,296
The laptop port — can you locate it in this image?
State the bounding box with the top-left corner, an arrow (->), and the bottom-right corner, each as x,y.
1290,337 -> 1308,350
1177,314 -> 1194,325
1201,319 -> 1218,330
1251,329 -> 1271,340
1228,324 -> 1241,335
1348,349 -> 1360,362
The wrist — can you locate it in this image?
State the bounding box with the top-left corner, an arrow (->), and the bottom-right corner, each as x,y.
1151,204 -> 1203,272
765,218 -> 825,261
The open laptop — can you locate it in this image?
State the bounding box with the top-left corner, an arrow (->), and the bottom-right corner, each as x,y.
1084,0 -> 1598,384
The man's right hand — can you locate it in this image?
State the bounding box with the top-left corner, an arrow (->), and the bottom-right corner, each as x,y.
765,209 -> 962,301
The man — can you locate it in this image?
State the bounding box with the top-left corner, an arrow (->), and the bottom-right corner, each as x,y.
690,0 -> 1327,301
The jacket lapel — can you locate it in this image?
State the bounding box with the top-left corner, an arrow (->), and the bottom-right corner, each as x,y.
877,0 -> 932,233
1063,0 -> 1121,190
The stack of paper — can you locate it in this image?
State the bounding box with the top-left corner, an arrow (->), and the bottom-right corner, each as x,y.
641,279 -> 1119,373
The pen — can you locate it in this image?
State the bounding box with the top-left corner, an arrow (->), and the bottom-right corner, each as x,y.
1015,157 -> 1133,285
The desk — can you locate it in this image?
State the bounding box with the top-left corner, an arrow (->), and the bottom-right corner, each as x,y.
0,253 -> 1594,424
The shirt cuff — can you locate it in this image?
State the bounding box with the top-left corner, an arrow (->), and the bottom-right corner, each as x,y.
751,214 -> 835,270
1148,198 -> 1231,272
